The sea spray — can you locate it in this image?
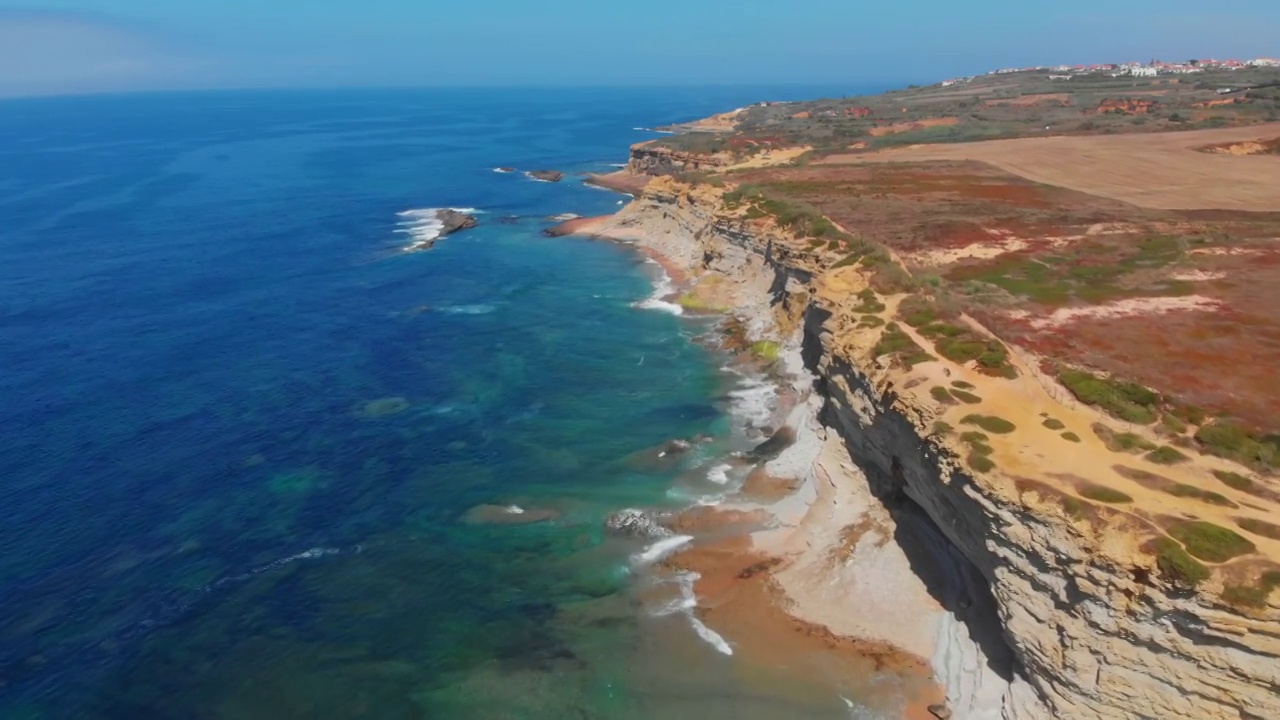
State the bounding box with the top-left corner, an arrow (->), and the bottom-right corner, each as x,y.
632,535 -> 693,565
394,208 -> 483,251
632,260 -> 683,316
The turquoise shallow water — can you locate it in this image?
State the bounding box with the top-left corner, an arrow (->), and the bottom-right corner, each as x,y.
0,86 -> 879,719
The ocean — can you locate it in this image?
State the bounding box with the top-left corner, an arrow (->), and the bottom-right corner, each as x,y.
0,86 -> 876,719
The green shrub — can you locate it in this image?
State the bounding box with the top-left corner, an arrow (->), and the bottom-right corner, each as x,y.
951,380 -> 975,390
1160,414 -> 1188,434
857,314 -> 886,329
1168,521 -> 1256,562
1146,446 -> 1190,465
931,386 -> 955,404
1079,485 -> 1133,504
852,289 -> 886,314
1062,432 -> 1082,443
1236,518 -> 1280,540
750,340 -> 781,361
960,431 -> 990,446
968,453 -> 996,473
1042,418 -> 1066,431
951,389 -> 983,404
961,414 -> 1016,434
1213,470 -> 1254,492
1196,421 -> 1279,469
932,421 -> 953,436
1222,583 -> 1275,608
1164,484 -> 1236,507
1149,537 -> 1210,587
1059,369 -> 1159,424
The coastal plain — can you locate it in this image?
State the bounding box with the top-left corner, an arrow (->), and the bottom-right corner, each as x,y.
566,65 -> 1280,719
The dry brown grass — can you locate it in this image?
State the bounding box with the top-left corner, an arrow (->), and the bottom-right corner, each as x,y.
820,124 -> 1280,211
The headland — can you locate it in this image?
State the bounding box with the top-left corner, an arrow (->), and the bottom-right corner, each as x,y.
557,60 -> 1280,719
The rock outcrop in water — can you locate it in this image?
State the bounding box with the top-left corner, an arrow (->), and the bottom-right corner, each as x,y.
527,170 -> 564,183
437,209 -> 478,236
581,174 -> 1280,720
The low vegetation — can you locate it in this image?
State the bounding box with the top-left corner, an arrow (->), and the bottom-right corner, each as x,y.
1042,418 -> 1066,431
1146,446 -> 1190,465
960,431 -> 996,473
1163,483 -> 1236,507
961,414 -> 1016,434
873,323 -> 933,368
1092,423 -> 1157,454
1060,368 -> 1160,425
951,389 -> 983,404
1148,537 -> 1210,588
751,340 -> 781,362
1195,421 -> 1280,471
1167,521 -> 1256,563
900,296 -> 1017,378
1237,517 -> 1280,541
1233,515 -> 1280,538
930,386 -> 955,404
1079,484 -> 1133,504
1214,470 -> 1255,493
852,289 -> 886,314
1062,432 -> 1082,443
1222,572 -> 1280,609
951,380 -> 975,390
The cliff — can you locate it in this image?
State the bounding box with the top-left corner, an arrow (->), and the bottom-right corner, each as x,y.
627,141 -> 732,175
592,176 -> 1280,720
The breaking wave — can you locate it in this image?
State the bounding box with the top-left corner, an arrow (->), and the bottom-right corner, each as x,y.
633,261 -> 683,315
394,208 -> 482,252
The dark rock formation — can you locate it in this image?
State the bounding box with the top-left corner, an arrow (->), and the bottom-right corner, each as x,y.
528,170 -> 564,183
604,508 -> 670,539
437,209 -> 478,236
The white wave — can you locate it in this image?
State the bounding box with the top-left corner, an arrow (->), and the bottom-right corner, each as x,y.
524,172 -> 557,183
728,376 -> 779,430
492,167 -> 514,173
504,505 -> 525,515
633,535 -> 693,565
632,264 -> 683,315
689,616 -> 734,655
617,200 -> 625,205
437,304 -> 497,315
608,163 -> 628,168
635,298 -> 684,315
549,213 -> 581,222
394,208 -> 482,251
706,463 -> 732,485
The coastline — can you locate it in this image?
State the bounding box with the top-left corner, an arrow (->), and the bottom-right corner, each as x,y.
560,191 -> 996,719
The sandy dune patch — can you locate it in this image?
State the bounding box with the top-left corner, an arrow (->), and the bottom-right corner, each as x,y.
908,237 -> 1028,267
1031,295 -> 1220,329
725,146 -> 812,170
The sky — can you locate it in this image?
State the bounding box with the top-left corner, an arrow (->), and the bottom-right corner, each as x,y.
1,1 -> 1277,97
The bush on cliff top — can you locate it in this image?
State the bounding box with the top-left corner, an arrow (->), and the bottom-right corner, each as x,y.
961,414 -> 1016,435
1167,521 -> 1255,563
1059,368 -> 1160,425
1195,421 -> 1280,470
1148,537 -> 1210,588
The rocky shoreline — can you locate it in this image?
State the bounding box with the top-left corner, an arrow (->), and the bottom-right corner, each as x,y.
557,203 -> 1028,718
554,164 -> 1280,720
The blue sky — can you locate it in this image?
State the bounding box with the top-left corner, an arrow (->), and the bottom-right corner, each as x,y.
1,1 -> 1277,97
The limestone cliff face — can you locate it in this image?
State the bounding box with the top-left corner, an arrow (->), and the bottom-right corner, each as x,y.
627,142 -> 731,176
603,178 -> 1280,720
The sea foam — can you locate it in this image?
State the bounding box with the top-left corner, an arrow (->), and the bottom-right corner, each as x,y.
633,262 -> 683,316
633,535 -> 693,565
394,208 -> 483,251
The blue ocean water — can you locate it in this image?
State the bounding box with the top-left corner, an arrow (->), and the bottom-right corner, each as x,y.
0,86 -> 874,719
